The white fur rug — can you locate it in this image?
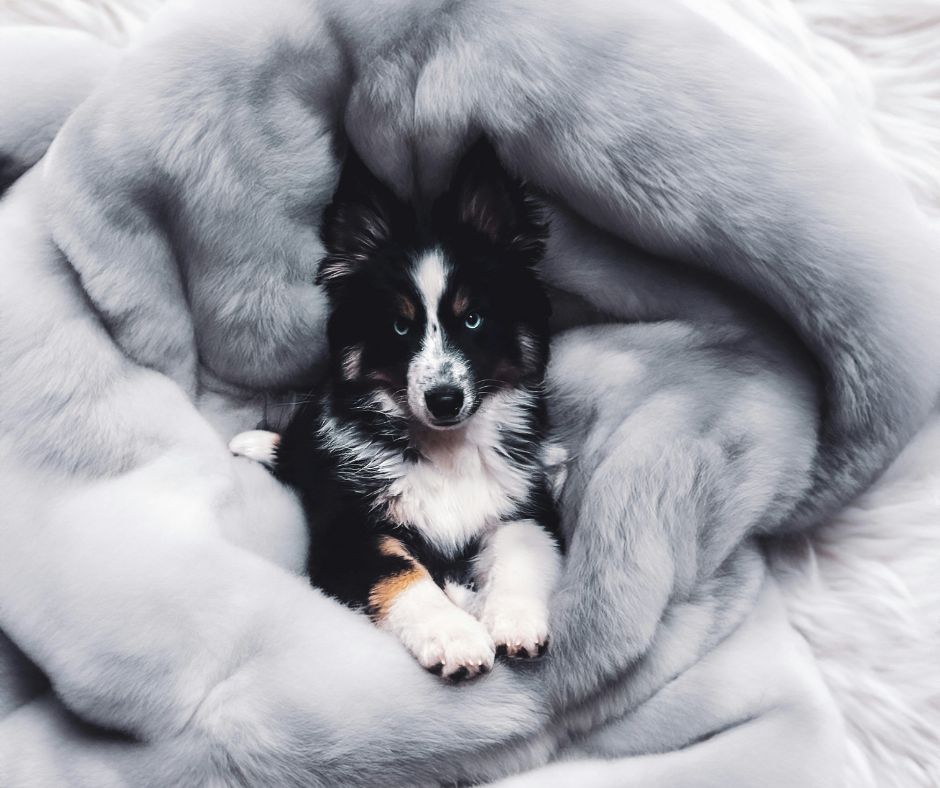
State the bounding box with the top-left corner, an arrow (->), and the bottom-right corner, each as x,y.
2,1 -> 938,786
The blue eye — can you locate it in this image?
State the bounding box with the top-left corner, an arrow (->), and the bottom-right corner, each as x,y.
464,312 -> 483,330
393,318 -> 411,336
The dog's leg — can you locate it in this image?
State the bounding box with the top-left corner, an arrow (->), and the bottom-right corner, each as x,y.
369,537 -> 496,681
476,520 -> 562,659
228,429 -> 280,468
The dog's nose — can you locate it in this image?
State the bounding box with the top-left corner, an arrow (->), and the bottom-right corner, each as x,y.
425,386 -> 464,421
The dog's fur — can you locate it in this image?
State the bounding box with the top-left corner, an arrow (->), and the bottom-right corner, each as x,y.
233,141 -> 563,679
2,1 -> 939,786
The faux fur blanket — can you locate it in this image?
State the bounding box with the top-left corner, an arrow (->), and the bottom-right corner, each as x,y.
1,1 -> 939,786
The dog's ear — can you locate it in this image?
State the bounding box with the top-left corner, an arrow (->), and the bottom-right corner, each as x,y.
434,137 -> 547,265
317,148 -> 409,289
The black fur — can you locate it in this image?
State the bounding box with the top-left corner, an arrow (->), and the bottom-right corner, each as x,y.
275,137 -> 561,615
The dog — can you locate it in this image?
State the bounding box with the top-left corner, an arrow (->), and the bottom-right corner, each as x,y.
231,139 -> 565,681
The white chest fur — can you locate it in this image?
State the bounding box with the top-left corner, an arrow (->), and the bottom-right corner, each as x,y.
384,392 -> 535,555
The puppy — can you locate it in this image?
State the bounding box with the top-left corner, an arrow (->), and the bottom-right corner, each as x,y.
231,139 -> 564,681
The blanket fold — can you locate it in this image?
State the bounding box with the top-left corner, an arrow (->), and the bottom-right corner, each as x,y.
1,1 -> 938,785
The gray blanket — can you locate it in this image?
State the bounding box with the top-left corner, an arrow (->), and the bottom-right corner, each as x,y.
1,1 -> 939,785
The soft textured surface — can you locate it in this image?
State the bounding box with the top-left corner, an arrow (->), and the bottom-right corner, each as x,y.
728,3 -> 940,785
689,3 -> 940,786
0,1 -> 938,786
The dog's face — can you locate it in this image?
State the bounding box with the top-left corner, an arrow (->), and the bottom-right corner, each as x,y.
317,139 -> 550,429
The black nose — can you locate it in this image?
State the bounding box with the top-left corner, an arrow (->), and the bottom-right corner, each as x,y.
425,386 -> 464,421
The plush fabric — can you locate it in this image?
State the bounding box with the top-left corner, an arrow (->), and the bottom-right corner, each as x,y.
0,1 -> 938,786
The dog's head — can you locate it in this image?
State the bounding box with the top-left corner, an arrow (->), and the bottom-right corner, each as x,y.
316,138 -> 550,429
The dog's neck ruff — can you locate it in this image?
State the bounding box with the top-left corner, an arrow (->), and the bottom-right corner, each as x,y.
321,385 -> 542,555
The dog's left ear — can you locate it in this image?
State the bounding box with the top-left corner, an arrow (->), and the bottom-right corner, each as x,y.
434,137 -> 547,265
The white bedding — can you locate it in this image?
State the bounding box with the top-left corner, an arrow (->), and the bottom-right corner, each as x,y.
1,1 -> 938,785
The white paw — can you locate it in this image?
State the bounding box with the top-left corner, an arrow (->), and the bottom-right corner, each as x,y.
399,606 -> 496,681
482,596 -> 550,659
229,430 -> 280,468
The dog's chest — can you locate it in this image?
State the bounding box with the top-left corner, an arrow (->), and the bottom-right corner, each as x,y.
384,436 -> 531,555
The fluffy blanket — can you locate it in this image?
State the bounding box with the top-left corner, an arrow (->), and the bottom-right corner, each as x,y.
1,1 -> 938,785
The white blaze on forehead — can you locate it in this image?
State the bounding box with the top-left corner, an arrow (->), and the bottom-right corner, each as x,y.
407,250 -> 471,423
413,249 -> 449,336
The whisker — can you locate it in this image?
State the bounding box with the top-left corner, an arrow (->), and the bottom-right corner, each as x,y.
271,397 -> 318,407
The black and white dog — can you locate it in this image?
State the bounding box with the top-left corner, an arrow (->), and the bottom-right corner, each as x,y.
231,139 -> 564,681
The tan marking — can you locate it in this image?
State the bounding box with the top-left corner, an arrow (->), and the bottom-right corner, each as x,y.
377,535 -> 411,560
452,287 -> 470,316
398,295 -> 417,320
369,537 -> 430,621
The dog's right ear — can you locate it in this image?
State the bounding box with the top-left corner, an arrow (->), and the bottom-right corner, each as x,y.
316,148 -> 408,290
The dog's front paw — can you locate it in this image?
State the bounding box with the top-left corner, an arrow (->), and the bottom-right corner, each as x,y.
229,430 -> 280,468
482,597 -> 550,660
401,607 -> 496,682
